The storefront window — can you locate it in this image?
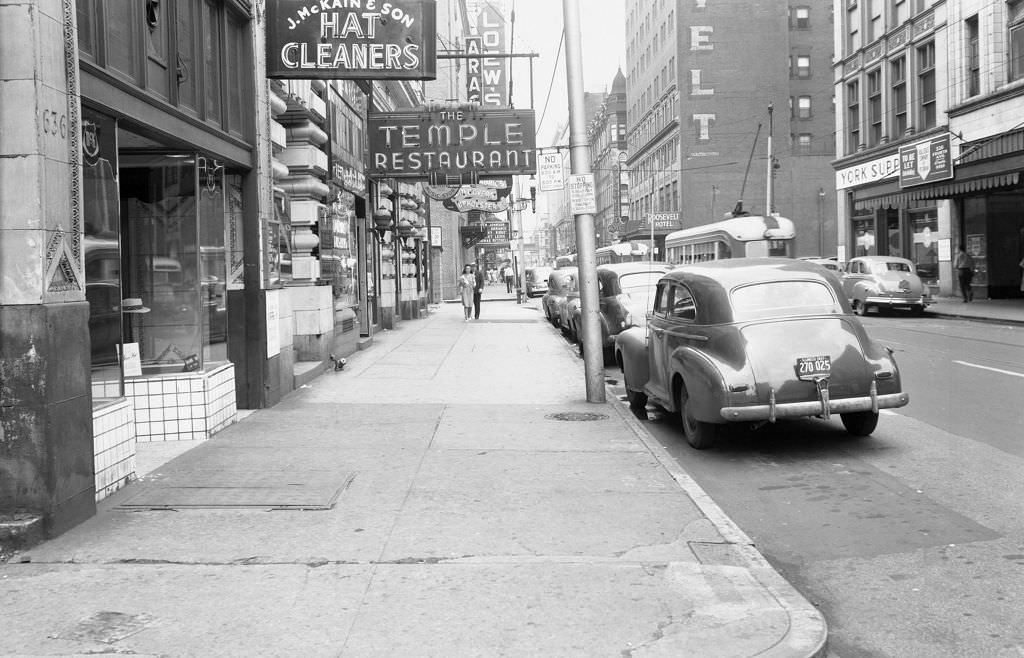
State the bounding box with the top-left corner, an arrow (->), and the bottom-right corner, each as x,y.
323,190 -> 358,308
197,156 -> 227,365
82,108 -> 123,400
853,215 -> 876,257
119,150 -> 228,375
909,209 -> 939,285
885,209 -> 901,256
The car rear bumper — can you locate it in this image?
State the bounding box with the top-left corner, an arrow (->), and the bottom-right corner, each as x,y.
864,295 -> 930,308
720,391 -> 909,421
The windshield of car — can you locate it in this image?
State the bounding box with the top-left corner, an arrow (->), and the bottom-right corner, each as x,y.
550,272 -> 578,292
869,261 -> 912,275
618,271 -> 663,296
730,280 -> 841,320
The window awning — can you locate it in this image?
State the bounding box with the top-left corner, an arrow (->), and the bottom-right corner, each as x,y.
852,172 -> 1020,210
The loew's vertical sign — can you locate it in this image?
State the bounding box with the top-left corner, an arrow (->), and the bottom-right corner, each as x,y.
266,0 -> 437,80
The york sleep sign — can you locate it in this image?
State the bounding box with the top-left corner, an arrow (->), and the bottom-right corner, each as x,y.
368,107 -> 537,179
267,0 -> 437,80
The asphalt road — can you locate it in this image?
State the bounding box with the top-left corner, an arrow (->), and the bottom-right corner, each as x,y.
589,312 -> 1024,658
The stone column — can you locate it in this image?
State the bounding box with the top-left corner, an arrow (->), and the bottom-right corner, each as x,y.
0,0 -> 95,536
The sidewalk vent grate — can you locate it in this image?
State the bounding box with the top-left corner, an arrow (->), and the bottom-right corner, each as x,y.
546,412 -> 608,422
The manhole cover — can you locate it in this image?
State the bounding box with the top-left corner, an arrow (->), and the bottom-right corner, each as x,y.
545,412 -> 609,422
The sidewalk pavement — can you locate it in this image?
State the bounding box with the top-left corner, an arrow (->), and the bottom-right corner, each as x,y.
926,295 -> 1024,325
1,298 -> 829,658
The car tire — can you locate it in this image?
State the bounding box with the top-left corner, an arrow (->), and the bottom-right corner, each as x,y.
678,385 -> 717,450
623,370 -> 647,411
841,410 -> 879,436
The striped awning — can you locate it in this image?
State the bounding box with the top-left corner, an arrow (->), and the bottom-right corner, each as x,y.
852,172 -> 1020,210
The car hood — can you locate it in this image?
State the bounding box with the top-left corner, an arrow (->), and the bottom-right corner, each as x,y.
740,317 -> 872,402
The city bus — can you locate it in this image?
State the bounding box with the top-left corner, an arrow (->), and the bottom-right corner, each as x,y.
594,241 -> 650,265
664,215 -> 795,265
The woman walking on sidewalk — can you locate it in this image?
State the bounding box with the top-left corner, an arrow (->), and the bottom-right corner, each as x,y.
457,264 -> 475,321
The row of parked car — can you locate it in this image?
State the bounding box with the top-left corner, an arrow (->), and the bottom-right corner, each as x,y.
539,256 -> 919,449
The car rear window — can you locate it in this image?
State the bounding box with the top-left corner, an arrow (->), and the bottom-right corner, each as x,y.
730,280 -> 841,320
618,271 -> 663,295
870,261 -> 912,274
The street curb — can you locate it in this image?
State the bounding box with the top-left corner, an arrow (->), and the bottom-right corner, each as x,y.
605,397 -> 830,658
926,310 -> 1024,327
549,321 -> 829,657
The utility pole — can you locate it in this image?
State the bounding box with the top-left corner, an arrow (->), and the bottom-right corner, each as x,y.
562,0 -> 605,402
766,103 -> 775,215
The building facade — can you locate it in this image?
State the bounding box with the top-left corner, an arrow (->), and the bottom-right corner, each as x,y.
0,0 -> 431,539
587,69 -> 629,248
835,0 -> 1024,299
624,0 -> 836,259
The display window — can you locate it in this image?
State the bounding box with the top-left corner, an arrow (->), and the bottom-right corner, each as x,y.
852,214 -> 876,257
118,150 -> 230,374
82,108 -> 124,400
908,209 -> 939,285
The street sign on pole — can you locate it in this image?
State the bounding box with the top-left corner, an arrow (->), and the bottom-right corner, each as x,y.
538,152 -> 565,191
568,174 -> 597,215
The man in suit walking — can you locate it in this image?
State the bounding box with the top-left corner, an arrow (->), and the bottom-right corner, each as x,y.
472,263 -> 485,319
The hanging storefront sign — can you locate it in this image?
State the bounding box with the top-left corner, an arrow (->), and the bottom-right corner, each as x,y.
465,36 -> 484,104
478,221 -> 511,245
368,107 -> 536,179
466,5 -> 508,107
266,0 -> 437,80
899,134 -> 953,187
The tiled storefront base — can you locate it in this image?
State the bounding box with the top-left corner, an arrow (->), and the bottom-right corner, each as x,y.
93,399 -> 137,502
126,363 -> 237,442
90,363 -> 238,501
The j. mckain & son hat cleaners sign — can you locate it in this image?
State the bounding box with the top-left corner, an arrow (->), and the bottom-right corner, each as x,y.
267,0 -> 437,80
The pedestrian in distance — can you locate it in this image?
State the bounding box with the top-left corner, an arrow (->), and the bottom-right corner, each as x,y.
472,263 -> 485,319
954,244 -> 975,303
503,262 -> 514,293
457,264 -> 475,321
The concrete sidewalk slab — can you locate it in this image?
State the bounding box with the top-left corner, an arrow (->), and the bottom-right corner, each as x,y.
3,299 -> 828,657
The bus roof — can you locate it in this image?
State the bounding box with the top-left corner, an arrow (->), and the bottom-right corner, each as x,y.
598,242 -> 649,256
665,215 -> 795,243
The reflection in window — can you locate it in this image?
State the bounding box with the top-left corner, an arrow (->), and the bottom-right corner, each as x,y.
732,281 -> 840,320
909,210 -> 939,284
82,109 -> 123,399
120,155 -> 201,374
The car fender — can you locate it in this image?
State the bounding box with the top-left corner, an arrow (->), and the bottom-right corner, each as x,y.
615,327 -> 650,391
850,279 -> 877,302
667,346 -> 728,423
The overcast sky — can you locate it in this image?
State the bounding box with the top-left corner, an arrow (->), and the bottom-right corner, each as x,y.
506,0 -> 627,142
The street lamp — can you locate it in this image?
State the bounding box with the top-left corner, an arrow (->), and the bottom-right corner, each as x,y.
509,188 -> 532,304
817,187 -> 826,257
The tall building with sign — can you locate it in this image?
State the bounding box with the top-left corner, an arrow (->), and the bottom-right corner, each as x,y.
835,0 -> 1024,299
624,1 -> 836,260
587,70 -> 629,248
